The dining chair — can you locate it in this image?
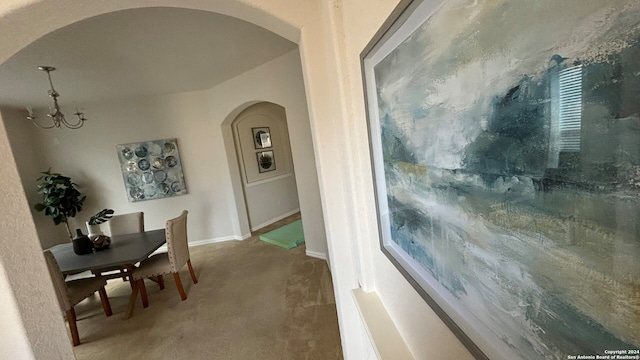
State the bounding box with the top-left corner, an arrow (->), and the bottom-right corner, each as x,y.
94,211 -> 145,281
43,250 -> 112,346
125,210 -> 198,319
108,211 -> 144,236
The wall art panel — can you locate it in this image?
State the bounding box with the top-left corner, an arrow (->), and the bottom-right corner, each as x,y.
116,138 -> 187,202
362,0 -> 640,359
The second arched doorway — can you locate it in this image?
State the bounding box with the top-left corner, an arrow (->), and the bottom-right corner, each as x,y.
231,102 -> 300,230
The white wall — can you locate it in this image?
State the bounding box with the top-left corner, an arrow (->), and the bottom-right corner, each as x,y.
1,107 -> 53,243
0,261 -> 35,360
4,90 -> 232,247
213,50 -> 328,257
0,108 -> 74,358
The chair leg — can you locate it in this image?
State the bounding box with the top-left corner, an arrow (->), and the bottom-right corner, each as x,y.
66,308 -> 80,346
139,279 -> 149,308
98,287 -> 112,316
173,272 -> 187,301
187,260 -> 198,284
124,280 -> 140,320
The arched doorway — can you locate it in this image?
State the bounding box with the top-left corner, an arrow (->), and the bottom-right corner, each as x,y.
0,2 -> 328,358
231,102 -> 300,231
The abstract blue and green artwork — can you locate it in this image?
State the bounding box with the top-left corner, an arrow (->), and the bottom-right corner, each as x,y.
364,0 -> 640,359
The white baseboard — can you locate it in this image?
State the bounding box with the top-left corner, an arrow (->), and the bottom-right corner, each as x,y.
189,234 -> 250,246
250,208 -> 300,232
306,250 -> 327,260
153,233 -> 251,253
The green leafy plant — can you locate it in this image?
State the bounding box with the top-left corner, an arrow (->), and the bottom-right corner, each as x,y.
34,169 -> 86,239
88,208 -> 114,225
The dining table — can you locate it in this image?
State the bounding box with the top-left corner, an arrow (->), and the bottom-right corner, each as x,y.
48,229 -> 166,318
49,229 -> 166,275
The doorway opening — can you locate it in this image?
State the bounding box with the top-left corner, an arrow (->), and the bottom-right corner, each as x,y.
231,102 -> 300,231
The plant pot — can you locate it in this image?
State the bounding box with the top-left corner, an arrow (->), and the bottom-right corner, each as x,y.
86,222 -> 104,240
72,229 -> 93,255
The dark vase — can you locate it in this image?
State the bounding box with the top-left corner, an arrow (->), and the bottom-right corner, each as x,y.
72,228 -> 93,255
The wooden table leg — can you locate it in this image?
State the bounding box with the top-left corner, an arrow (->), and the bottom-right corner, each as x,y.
123,265 -> 136,289
139,279 -> 148,308
98,287 -> 113,316
124,280 -> 139,320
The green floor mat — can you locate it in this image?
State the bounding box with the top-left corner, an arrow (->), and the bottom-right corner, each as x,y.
259,220 -> 304,249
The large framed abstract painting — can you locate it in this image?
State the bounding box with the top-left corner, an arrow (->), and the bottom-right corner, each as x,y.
116,138 -> 187,202
362,0 -> 640,359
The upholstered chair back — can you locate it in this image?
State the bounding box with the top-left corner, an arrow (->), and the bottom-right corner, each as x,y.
109,212 -> 144,236
166,210 -> 189,273
43,250 -> 71,311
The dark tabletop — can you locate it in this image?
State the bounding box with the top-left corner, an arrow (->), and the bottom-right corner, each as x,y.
49,229 -> 166,275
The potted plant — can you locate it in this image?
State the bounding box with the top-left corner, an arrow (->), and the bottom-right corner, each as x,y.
34,169 -> 86,240
86,208 -> 114,237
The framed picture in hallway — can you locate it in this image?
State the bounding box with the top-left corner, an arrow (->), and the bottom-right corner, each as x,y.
362,0 -> 640,359
252,127 -> 272,149
256,150 -> 276,173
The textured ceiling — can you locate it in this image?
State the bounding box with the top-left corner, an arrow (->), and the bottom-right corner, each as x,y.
0,7 -> 297,109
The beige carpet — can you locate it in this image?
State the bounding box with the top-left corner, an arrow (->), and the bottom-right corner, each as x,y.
71,215 -> 343,359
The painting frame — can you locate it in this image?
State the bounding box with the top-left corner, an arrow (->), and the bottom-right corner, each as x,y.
362,0 -> 640,359
361,1 -> 488,358
252,127 -> 272,149
116,138 -> 188,202
361,2 -> 490,358
256,150 -> 276,173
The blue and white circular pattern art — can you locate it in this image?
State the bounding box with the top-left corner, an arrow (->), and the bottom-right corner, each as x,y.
116,138 -> 187,202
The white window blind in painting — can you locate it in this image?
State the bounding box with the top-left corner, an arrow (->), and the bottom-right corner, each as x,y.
558,65 -> 583,152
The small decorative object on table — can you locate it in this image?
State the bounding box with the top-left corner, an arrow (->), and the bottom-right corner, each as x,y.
87,208 -> 114,250
72,229 -> 93,255
92,235 -> 111,251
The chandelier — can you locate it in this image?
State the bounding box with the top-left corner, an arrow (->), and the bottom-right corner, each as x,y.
26,66 -> 87,129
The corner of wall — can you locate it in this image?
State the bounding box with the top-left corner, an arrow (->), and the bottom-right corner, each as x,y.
0,261 -> 35,360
